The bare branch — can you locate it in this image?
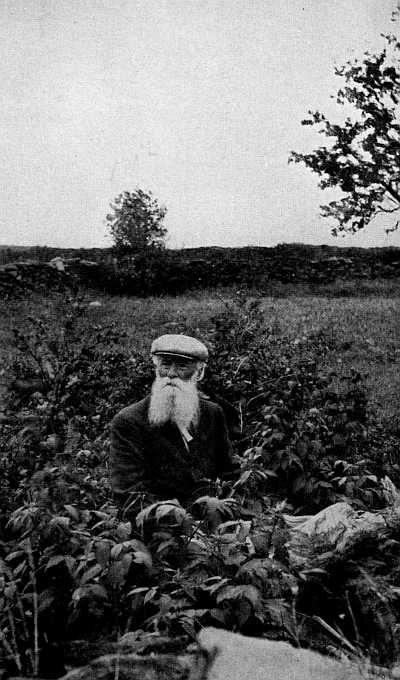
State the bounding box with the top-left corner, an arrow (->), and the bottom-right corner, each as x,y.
375,205 -> 400,215
385,220 -> 400,233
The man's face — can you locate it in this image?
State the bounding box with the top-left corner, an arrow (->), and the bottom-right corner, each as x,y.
149,355 -> 202,428
155,355 -> 200,382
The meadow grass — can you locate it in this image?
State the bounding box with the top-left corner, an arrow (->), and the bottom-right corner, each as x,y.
1,283 -> 399,427
258,296 -> 400,427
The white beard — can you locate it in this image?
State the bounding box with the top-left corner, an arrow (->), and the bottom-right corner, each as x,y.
148,375 -> 200,430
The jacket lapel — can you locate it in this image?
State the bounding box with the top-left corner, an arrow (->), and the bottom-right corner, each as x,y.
142,397 -> 209,466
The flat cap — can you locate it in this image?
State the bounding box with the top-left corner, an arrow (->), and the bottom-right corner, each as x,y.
151,334 -> 209,362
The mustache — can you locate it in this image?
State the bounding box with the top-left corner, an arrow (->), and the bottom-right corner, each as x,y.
158,377 -> 184,389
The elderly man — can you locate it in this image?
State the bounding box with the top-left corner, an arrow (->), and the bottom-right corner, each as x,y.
110,334 -> 235,508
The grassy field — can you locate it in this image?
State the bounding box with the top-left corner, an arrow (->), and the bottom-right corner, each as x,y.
1,282 -> 399,428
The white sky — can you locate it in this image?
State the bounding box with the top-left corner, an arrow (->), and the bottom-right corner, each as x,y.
1,0 -> 399,249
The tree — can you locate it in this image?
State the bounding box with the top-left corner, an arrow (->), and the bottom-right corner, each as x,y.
106,189 -> 167,258
289,30 -> 400,235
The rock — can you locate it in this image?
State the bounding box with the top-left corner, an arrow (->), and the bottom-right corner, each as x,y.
197,627 -> 387,680
59,653 -> 191,680
49,256 -> 66,272
285,502 -> 400,568
62,634 -> 189,667
117,633 -> 189,656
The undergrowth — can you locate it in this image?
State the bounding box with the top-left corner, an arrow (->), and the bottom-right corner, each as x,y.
0,292 -> 399,676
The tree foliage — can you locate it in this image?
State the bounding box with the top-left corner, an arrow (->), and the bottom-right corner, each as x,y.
290,31 -> 400,235
106,189 -> 167,258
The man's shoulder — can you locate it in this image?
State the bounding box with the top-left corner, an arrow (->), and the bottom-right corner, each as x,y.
112,397 -> 150,426
199,396 -> 224,417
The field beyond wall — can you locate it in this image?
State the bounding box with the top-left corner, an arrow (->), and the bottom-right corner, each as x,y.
2,283 -> 399,428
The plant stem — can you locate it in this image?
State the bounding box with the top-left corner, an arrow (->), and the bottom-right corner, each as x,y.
25,539 -> 39,677
0,626 -> 20,672
345,589 -> 360,645
4,564 -> 30,648
6,607 -> 22,674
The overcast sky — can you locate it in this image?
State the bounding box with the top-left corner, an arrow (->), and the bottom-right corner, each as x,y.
1,0 -> 400,250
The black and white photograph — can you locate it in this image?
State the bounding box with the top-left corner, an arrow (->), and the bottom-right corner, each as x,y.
1,1 -> 400,678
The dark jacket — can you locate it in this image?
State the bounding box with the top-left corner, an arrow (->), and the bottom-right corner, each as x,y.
110,396 -> 235,506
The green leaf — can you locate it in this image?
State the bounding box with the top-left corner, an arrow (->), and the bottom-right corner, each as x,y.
127,586 -> 150,597
209,607 -> 227,624
64,556 -> 76,574
236,598 -> 253,627
116,521 -> 132,540
193,496 -> 238,527
38,591 -> 56,613
4,583 -> 17,598
156,538 -> 177,555
121,553 -> 133,575
73,584 -> 108,602
224,552 -> 247,567
263,598 -> 296,635
202,577 -> 229,595
155,501 -> 189,524
49,516 -> 71,530
45,555 -> 67,571
13,561 -> 27,577
5,550 -> 25,562
292,476 -> 306,493
216,584 -> 261,608
64,504 -> 80,521
95,540 -> 111,567
216,519 -> 252,542
237,558 -> 271,588
89,584 -> 108,600
80,564 -> 102,584
144,586 -> 158,604
233,470 -> 252,488
111,544 -> 123,559
136,500 -> 188,529
186,536 -> 209,557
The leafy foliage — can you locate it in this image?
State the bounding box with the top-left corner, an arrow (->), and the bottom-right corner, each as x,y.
106,189 -> 167,260
1,292 -> 399,675
290,31 -> 400,235
202,294 -> 386,512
